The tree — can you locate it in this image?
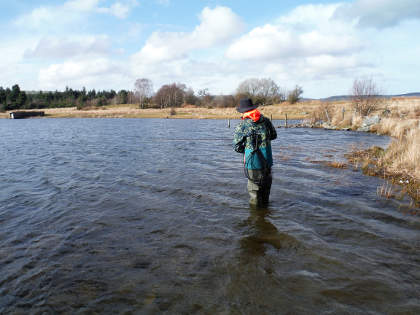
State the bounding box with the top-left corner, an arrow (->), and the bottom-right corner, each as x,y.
154,83 -> 186,109
87,89 -> 96,100
212,95 -> 236,108
0,87 -> 6,112
287,85 -> 303,104
351,78 -> 382,116
184,88 -> 197,105
236,78 -> 283,105
8,84 -> 21,110
17,91 -> 27,108
197,88 -> 213,107
222,95 -> 236,108
117,90 -> 128,104
134,78 -> 153,109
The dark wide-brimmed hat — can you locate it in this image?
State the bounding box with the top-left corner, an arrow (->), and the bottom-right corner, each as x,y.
236,98 -> 258,113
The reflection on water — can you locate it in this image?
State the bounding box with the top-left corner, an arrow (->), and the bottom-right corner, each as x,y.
0,118 -> 419,314
240,207 -> 295,256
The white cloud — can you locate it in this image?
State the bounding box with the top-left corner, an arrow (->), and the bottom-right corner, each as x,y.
193,6 -> 245,45
98,1 -> 139,19
129,6 -> 245,94
64,0 -> 100,12
128,4 -> 372,96
6,1 -> 420,98
225,25 -> 295,60
132,6 -> 244,63
38,57 -> 129,90
220,3 -> 384,97
278,3 -> 341,27
110,2 -> 131,19
302,55 -> 369,77
14,6 -> 76,29
0,38 -> 40,89
7,0 -> 138,91
226,4 -> 361,61
334,0 -> 420,28
128,2 -> 420,97
24,35 -> 112,59
129,56 -> 243,94
14,0 -> 137,29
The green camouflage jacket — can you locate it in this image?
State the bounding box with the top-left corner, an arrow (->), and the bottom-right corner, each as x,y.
233,115 -> 277,169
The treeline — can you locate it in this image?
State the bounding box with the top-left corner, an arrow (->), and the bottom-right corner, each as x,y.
0,78 -> 303,112
0,84 -> 132,111
134,77 -> 303,109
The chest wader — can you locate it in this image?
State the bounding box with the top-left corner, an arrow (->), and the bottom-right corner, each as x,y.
244,130 -> 272,206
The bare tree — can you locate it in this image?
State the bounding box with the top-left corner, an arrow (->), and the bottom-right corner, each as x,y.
287,85 -> 303,104
197,88 -> 213,107
351,78 -> 382,116
258,78 -> 279,101
154,83 -> 187,109
237,78 -> 260,97
211,95 -> 236,108
236,78 -> 283,105
220,95 -> 236,108
184,88 -> 197,105
134,78 -> 153,109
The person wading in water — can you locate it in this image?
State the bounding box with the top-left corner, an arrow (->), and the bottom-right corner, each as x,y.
233,98 -> 277,207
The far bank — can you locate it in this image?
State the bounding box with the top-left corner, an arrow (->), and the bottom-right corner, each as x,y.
0,101 -> 334,120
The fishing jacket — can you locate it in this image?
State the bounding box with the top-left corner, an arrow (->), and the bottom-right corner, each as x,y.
233,115 -> 277,170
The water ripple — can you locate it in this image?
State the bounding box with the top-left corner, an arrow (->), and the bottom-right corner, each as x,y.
0,118 -> 419,313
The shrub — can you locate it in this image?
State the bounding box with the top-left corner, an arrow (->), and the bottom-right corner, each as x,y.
287,85 -> 303,104
351,78 -> 383,116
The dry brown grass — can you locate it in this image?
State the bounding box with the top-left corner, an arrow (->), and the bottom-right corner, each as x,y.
2,96 -> 418,121
325,161 -> 348,169
345,133 -> 420,205
311,97 -> 420,180
0,106 -> 239,119
375,118 -> 419,138
388,97 -> 420,119
0,101 -> 328,120
324,98 -> 420,205
377,182 -> 394,199
382,127 -> 420,179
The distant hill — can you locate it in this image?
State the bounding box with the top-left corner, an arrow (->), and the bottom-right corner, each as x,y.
392,92 -> 420,97
320,95 -> 351,101
318,92 -> 420,101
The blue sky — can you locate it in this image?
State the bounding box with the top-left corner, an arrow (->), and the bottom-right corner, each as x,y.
1,0 -> 420,98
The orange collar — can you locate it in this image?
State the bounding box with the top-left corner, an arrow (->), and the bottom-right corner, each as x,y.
242,109 -> 261,122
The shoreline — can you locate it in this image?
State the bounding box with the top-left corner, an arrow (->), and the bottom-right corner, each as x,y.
0,103 -> 315,120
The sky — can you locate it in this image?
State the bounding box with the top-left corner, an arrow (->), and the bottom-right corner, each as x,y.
1,0 -> 420,98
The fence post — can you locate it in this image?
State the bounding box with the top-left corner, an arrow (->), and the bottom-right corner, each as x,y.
324,109 -> 330,123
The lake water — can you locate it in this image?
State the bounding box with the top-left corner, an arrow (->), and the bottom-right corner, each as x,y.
0,118 -> 419,314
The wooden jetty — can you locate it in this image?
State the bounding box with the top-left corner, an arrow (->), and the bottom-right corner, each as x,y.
9,111 -> 45,119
